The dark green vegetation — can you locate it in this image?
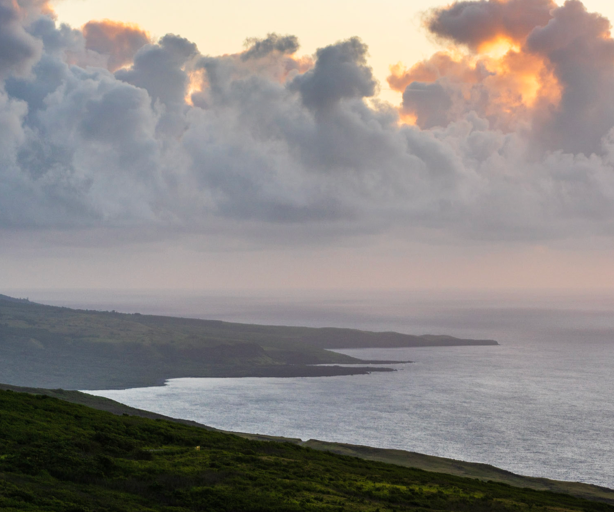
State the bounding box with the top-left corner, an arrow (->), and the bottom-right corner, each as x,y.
1,389 -> 612,512
300,441 -> 614,505
0,294 -> 497,389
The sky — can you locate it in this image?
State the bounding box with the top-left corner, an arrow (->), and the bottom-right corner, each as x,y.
51,0 -> 614,104
3,0 -> 614,291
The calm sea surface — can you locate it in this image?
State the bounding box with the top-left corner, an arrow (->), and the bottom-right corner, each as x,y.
17,289 -> 614,488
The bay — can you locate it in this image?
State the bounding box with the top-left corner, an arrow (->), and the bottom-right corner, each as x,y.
26,288 -> 614,489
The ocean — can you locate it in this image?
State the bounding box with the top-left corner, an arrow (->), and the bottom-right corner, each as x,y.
17,288 -> 614,488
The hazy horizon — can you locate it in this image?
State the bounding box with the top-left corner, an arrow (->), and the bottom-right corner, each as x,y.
8,288 -> 614,342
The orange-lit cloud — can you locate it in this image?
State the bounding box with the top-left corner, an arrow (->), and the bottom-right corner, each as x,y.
14,0 -> 55,21
478,36 -> 520,58
485,49 -> 560,109
83,20 -> 151,72
398,110 -> 418,125
392,0 -> 564,132
388,53 -> 485,92
391,51 -> 561,131
424,0 -> 556,51
185,68 -> 206,106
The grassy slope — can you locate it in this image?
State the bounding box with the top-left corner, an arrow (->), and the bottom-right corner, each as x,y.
301,441 -> 614,505
3,383 -> 613,506
1,388 -> 612,512
0,294 -> 497,389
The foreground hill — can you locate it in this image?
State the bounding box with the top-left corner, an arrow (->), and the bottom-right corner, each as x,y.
1,388 -> 612,512
4,383 -> 613,505
0,294 -> 497,389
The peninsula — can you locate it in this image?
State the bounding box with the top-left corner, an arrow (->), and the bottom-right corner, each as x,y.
0,294 -> 497,389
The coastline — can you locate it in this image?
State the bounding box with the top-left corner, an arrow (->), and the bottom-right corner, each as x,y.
0,294 -> 495,390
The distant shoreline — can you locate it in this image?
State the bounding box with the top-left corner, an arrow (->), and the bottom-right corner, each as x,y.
0,293 -> 498,390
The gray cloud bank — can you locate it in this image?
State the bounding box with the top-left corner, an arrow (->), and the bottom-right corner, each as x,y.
2,0 -> 614,246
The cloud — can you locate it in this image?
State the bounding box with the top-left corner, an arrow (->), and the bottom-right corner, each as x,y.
2,0 -> 614,249
242,33 -> 299,61
390,0 -> 614,157
116,34 -> 197,106
290,37 -> 376,110
425,0 -> 555,50
0,0 -> 43,78
526,0 -> 614,155
83,20 -> 150,72
401,82 -> 453,129
388,52 -> 487,92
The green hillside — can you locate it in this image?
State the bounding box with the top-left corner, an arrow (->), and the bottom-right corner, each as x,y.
4,382 -> 614,505
1,388 -> 612,512
0,294 -> 497,389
